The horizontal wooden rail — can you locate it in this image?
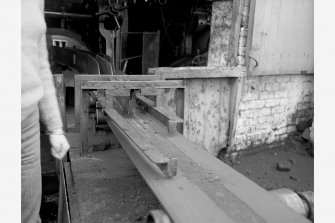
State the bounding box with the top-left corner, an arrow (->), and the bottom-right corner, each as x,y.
81,80 -> 185,90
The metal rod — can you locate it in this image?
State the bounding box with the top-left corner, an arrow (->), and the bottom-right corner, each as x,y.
44,11 -> 93,19
119,55 -> 142,62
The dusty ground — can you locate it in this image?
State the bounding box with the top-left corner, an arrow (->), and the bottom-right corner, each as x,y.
231,146 -> 314,192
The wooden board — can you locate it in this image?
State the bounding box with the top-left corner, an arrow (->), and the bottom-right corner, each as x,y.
130,109 -> 310,223
53,74 -> 67,132
142,32 -> 160,74
104,113 -> 236,223
184,79 -> 231,156
81,80 -> 185,90
149,66 -> 247,79
248,0 -> 313,75
228,0 -> 244,66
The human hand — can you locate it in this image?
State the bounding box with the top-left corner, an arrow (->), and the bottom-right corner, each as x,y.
49,134 -> 70,160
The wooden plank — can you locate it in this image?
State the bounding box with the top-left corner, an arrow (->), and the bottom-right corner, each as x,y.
248,0 -> 313,75
161,88 -> 176,114
133,109 -> 310,223
142,32 -> 160,74
81,80 -> 185,90
165,134 -> 310,223
175,88 -> 184,134
64,162 -> 80,223
80,90 -> 89,155
228,77 -> 244,149
228,0 -> 244,66
149,66 -> 247,79
53,74 -> 67,132
187,80 -> 206,148
182,81 -> 190,137
203,79 -> 221,156
135,95 -> 183,133
76,74 -> 162,81
218,79 -> 231,151
106,88 -> 161,97
74,75 -> 81,131
246,0 -> 256,70
104,109 -> 177,177
103,114 -> 236,223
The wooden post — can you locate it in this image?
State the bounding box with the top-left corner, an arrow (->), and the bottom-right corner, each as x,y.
53,74 -> 67,132
80,89 -> 90,155
228,77 -> 243,151
74,75 -> 81,131
228,0 -> 244,66
175,88 -> 184,134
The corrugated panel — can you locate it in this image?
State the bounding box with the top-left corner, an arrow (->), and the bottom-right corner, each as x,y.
249,0 -> 313,75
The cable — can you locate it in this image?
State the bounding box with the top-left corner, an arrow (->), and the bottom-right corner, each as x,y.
186,0 -> 200,34
159,4 -> 175,48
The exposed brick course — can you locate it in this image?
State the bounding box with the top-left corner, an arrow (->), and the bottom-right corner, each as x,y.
234,74 -> 314,152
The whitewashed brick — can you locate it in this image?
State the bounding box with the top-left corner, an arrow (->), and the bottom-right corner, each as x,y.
277,75 -> 291,83
260,92 -> 274,100
258,108 -> 271,116
264,99 -> 281,107
265,83 -> 273,91
274,91 -> 287,98
273,83 -> 280,91
272,106 -> 285,115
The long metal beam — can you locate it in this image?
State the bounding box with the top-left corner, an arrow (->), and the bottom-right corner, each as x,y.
104,113 -> 236,223
99,96 -> 310,223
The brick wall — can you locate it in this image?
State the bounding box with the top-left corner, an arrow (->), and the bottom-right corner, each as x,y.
233,74 -> 314,151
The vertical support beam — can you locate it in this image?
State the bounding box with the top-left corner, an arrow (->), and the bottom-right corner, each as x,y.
246,0 -> 256,70
142,32 -> 160,74
116,30 -> 121,71
228,0 -> 244,66
80,89 -> 89,155
228,77 -> 244,152
207,1 -> 233,66
53,74 -> 67,132
175,88 -> 184,134
74,75 -> 81,131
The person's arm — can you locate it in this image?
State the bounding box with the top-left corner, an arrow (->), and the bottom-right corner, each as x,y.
38,31 -> 64,132
37,0 -> 69,160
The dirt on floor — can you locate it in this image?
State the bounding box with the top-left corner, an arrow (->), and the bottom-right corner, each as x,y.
229,145 -> 313,192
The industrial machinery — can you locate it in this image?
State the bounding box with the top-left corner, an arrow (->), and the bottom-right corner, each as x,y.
44,0 -> 314,222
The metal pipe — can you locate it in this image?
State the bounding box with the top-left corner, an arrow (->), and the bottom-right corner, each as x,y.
270,189 -> 310,219
44,11 -> 93,19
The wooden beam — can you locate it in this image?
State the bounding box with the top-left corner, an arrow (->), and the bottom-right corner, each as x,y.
80,90 -> 89,155
53,74 -> 67,132
228,0 -> 244,66
135,95 -> 183,134
246,0 -> 256,72
103,113 -> 235,223
134,109 -> 310,223
76,74 -> 162,81
81,80 -> 185,90
175,88 -> 184,133
149,66 -> 247,79
104,108 -> 177,177
228,77 -> 244,150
